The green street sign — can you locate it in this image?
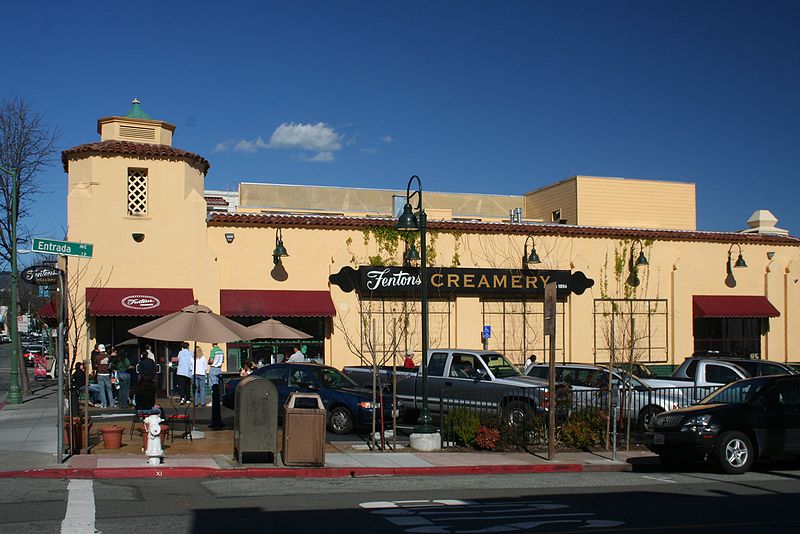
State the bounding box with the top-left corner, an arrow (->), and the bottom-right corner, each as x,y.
32,237 -> 94,258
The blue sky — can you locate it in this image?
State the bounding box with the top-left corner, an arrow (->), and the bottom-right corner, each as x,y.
5,0 -> 799,251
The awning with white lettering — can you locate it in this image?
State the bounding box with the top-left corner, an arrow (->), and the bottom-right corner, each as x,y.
85,288 -> 195,317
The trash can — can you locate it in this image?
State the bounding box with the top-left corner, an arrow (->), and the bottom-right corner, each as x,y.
282,392 -> 326,466
234,376 -> 279,464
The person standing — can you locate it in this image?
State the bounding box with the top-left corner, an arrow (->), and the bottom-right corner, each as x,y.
193,350 -> 209,407
403,351 -> 415,369
110,348 -> 131,409
94,344 -> 114,408
209,343 -> 224,388
523,354 -> 538,375
142,344 -> 155,360
176,342 -> 194,404
287,345 -> 305,363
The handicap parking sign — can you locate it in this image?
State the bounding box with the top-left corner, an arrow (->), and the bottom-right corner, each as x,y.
482,325 -> 491,339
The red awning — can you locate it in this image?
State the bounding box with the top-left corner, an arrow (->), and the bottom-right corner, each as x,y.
37,302 -> 57,319
86,288 -> 195,317
693,295 -> 780,318
220,289 -> 336,317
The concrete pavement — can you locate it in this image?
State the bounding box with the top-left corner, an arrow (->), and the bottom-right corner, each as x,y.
0,382 -> 658,479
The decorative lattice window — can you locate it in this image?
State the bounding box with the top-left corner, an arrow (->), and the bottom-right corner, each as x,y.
127,168 -> 148,215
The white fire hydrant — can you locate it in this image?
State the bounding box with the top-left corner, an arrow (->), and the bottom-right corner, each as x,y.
144,414 -> 164,466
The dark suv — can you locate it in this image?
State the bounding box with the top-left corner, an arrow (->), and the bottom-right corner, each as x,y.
646,375 -> 800,474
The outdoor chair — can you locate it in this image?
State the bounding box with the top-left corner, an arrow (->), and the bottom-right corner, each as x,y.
167,397 -> 192,443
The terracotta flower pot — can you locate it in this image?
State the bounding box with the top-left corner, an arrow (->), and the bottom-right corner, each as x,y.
100,425 -> 124,449
64,417 -> 92,451
140,423 -> 169,449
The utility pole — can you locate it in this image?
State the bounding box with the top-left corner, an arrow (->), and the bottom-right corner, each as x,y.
1,166 -> 23,404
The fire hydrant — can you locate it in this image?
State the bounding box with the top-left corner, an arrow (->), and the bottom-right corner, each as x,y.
144,414 -> 164,465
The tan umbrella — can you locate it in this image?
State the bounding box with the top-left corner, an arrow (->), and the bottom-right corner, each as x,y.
247,318 -> 312,340
129,302 -> 252,342
128,301 -> 252,438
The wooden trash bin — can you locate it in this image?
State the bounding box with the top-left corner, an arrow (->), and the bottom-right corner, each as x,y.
282,392 -> 326,466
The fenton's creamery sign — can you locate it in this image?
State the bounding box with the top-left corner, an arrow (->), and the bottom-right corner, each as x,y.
330,266 -> 594,297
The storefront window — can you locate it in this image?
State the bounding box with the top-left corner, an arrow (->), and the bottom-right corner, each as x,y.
481,299 -> 565,365
693,317 -> 762,358
593,298 -> 668,364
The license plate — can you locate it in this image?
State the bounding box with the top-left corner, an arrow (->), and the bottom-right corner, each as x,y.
653,433 -> 665,445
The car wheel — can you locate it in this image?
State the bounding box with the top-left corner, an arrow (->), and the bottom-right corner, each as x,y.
638,406 -> 664,432
718,431 -> 754,474
503,400 -> 534,426
328,406 -> 354,435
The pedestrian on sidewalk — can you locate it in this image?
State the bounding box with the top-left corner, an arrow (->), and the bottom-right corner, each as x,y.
141,344 -> 155,360
403,351 -> 415,369
209,342 -> 224,389
110,348 -> 131,409
523,354 -> 538,375
176,342 -> 193,404
94,344 -> 114,408
193,350 -> 209,407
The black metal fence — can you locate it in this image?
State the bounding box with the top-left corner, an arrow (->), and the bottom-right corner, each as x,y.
439,384 -> 719,450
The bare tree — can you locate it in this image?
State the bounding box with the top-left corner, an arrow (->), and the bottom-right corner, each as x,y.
0,97 -> 59,398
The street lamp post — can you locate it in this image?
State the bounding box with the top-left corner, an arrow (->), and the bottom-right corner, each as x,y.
625,239 -> 649,287
396,175 -> 437,437
0,165 -> 22,404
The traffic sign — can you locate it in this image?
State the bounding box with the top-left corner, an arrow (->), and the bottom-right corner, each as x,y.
32,237 -> 93,258
482,325 -> 492,339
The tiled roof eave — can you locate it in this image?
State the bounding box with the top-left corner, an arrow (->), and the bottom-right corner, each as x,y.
62,140 -> 210,174
207,213 -> 800,246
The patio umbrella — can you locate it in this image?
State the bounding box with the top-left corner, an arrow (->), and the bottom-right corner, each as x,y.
129,301 -> 252,438
247,318 -> 312,340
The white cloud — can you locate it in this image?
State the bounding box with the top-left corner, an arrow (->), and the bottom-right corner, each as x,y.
214,122 -> 343,162
380,135 -> 394,143
306,151 -> 335,162
269,122 -> 342,152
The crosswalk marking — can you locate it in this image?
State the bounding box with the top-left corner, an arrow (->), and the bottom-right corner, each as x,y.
61,479 -> 95,534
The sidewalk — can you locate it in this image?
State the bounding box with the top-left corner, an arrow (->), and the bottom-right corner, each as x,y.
0,383 -> 658,479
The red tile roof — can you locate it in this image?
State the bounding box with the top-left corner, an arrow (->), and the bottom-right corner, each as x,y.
62,140 -> 210,174
207,213 -> 800,246
204,196 -> 230,207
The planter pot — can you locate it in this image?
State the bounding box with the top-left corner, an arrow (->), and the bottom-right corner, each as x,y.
140,423 -> 169,449
100,425 -> 124,449
64,417 -> 92,452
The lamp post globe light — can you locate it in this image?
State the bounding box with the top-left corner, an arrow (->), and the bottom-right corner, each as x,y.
396,175 -> 439,448
0,165 -> 22,404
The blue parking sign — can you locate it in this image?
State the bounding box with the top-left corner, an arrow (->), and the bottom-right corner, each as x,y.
482,325 -> 491,339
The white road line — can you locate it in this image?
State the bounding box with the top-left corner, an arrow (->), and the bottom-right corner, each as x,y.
641,475 -> 676,483
61,479 -> 95,534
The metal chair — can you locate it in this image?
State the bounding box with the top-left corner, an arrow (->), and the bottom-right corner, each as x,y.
167,397 -> 192,442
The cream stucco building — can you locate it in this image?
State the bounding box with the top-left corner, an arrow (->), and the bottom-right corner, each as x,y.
56,101 -> 800,376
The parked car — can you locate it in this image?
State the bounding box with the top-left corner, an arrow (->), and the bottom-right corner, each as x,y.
689,356 -> 797,377
22,344 -> 47,367
526,363 -> 683,430
646,374 -> 800,474
344,349 -> 571,424
640,358 -> 750,391
222,363 -> 405,434
0,333 -> 10,343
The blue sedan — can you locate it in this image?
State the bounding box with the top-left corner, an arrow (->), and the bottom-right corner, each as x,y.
222,363 -> 404,434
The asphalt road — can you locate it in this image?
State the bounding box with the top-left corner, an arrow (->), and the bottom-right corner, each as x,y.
2,465 -> 800,533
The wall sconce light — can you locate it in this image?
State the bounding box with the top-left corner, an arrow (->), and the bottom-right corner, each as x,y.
273,228 -> 289,265
225,232 -> 235,244
521,236 -> 541,270
725,244 -> 747,288
767,251 -> 775,260
132,233 -> 145,243
626,239 -> 649,287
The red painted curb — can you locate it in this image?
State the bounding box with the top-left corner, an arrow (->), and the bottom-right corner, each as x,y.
0,463 -> 589,479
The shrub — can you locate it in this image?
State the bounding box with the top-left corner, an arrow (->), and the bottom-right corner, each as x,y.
475,425 -> 501,450
560,408 -> 607,450
444,407 -> 481,447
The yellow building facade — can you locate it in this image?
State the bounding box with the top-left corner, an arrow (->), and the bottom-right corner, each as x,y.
59,103 -> 800,373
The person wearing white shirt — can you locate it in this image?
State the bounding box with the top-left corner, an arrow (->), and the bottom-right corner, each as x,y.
523,354 -> 538,375
287,345 -> 305,363
176,343 -> 193,404
193,353 -> 209,407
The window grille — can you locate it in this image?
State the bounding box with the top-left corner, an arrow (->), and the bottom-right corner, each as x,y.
593,298 -> 669,364
127,168 -> 148,215
481,299 -> 566,365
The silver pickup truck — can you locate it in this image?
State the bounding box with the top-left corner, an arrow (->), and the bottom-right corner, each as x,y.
343,348 -> 569,424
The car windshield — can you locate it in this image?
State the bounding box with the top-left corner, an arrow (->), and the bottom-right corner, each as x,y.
321,367 -> 361,389
479,353 -> 520,379
701,380 -> 762,405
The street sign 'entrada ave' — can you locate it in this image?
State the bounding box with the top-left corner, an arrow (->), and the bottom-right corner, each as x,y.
32,237 -> 93,258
